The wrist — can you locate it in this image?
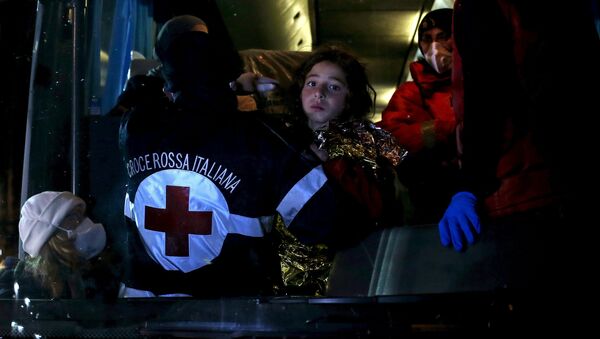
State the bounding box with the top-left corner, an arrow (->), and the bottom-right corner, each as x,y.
453,191 -> 477,202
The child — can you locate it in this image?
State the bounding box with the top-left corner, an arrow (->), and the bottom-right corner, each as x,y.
288,44 -> 407,223
276,45 -> 408,295
0,191 -> 118,299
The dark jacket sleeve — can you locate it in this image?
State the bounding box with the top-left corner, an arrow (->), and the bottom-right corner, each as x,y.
453,0 -> 517,198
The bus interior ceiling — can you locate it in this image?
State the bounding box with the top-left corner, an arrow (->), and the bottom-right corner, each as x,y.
219,0 -> 437,117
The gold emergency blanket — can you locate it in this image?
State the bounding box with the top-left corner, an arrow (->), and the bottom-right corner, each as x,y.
316,119 -> 407,177
276,119 -> 407,296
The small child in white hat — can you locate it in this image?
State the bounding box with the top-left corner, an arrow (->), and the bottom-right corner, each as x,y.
1,191 -> 111,299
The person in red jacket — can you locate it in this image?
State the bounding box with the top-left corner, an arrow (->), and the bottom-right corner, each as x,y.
440,0 -> 599,251
438,1 -> 598,332
378,8 -> 458,224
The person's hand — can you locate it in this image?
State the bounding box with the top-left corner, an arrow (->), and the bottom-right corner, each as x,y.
438,191 -> 481,251
234,72 -> 278,93
254,75 -> 278,93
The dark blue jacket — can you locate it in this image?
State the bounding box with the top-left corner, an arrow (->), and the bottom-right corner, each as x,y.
118,103 -> 368,296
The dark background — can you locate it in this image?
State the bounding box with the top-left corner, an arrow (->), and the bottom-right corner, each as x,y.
0,0 -> 36,259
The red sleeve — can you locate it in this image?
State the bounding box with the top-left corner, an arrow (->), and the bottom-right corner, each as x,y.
377,82 -> 429,153
322,158 -> 383,220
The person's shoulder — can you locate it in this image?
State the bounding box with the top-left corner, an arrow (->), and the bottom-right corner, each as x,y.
110,75 -> 167,116
256,112 -> 313,146
408,59 -> 425,74
119,99 -> 175,138
253,111 -> 289,130
218,109 -> 280,129
126,74 -> 164,89
224,110 -> 318,162
411,59 -> 450,84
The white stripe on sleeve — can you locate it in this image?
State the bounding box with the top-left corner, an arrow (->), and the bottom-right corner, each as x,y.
276,165 -> 328,227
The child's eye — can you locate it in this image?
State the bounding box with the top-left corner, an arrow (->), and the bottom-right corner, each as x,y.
328,84 -> 341,92
304,80 -> 316,87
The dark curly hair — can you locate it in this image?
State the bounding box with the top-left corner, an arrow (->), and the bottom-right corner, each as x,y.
287,44 -> 376,124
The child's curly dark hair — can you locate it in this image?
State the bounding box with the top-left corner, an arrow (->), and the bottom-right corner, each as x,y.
287,44 -> 376,124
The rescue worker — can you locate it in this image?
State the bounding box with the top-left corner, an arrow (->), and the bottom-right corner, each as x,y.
118,16 -> 371,297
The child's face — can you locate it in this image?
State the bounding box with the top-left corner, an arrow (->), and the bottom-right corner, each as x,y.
301,61 -> 348,131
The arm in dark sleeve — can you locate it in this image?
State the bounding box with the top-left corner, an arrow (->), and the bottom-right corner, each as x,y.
274,160 -> 378,251
285,174 -> 376,251
455,0 -> 519,198
264,118 -> 382,250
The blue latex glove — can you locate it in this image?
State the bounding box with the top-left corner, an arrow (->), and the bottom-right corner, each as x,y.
438,191 -> 481,251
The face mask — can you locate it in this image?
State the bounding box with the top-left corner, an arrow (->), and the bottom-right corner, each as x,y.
57,218 -> 107,260
424,41 -> 452,74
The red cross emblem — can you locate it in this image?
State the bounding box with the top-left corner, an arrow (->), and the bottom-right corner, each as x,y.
145,185 -> 212,256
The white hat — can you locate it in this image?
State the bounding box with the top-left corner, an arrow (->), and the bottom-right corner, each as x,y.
19,191 -> 86,257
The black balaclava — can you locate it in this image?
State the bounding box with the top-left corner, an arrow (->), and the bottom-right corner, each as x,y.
159,30 -> 237,112
154,14 -> 207,61
153,1 -> 245,82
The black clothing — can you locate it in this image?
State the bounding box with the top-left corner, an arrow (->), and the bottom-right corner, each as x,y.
118,103 -> 366,296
